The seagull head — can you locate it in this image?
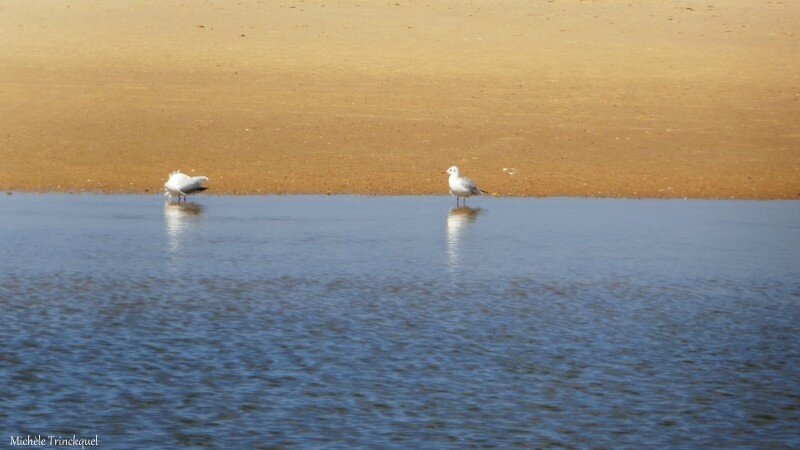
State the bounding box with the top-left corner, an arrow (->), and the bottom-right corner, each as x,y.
443,166 -> 459,176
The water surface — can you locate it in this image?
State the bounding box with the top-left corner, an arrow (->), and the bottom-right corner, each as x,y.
1,195 -> 799,448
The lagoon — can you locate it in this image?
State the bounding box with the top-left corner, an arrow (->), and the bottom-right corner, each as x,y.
1,194 -> 799,447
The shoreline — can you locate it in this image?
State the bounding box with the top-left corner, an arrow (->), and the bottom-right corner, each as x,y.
4,190 -> 798,201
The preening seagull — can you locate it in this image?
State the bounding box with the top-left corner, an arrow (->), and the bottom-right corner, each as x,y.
164,170 -> 209,202
443,166 -> 491,206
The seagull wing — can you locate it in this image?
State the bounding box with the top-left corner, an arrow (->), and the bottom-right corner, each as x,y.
177,176 -> 209,194
460,177 -> 482,196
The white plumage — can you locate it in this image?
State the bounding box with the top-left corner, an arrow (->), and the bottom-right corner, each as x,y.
164,170 -> 209,202
444,166 -> 488,206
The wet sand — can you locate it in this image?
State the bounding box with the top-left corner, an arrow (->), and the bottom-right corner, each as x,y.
1,0 -> 799,198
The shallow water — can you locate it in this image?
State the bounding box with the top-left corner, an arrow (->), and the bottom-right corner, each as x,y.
1,194 -> 799,448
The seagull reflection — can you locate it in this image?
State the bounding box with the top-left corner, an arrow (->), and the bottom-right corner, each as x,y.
164,201 -> 204,253
446,206 -> 483,274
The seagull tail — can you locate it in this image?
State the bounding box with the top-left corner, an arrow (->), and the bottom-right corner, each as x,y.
479,188 -> 497,196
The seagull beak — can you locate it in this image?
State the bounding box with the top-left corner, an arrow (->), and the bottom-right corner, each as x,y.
441,171 -> 448,174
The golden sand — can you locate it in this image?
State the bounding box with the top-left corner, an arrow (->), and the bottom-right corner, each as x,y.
1,0 -> 799,198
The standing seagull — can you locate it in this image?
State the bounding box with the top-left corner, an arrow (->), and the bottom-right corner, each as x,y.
164,170 -> 209,202
443,166 -> 491,206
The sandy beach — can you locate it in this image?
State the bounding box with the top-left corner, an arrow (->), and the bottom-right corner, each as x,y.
1,0 -> 798,198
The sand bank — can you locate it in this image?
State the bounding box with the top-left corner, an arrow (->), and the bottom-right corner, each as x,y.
1,0 -> 798,198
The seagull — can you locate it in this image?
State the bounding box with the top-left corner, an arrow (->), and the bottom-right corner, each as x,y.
443,166 -> 491,206
164,170 -> 209,202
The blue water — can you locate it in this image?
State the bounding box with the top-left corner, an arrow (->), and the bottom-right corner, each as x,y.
1,194 -> 799,448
